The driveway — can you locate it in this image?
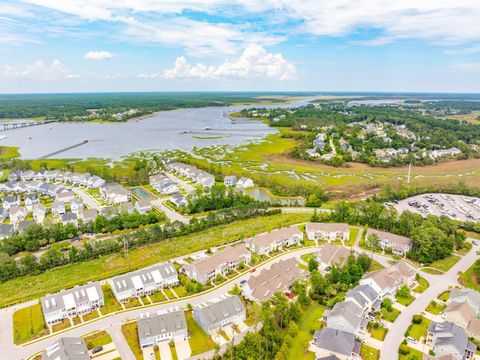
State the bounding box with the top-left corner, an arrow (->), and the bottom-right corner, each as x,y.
157,341 -> 172,360
174,338 -> 191,360
380,240 -> 480,360
73,187 -> 101,210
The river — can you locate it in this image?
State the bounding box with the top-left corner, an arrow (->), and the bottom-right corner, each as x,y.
0,97 -> 315,160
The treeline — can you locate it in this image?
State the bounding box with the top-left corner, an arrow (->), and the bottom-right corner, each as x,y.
377,182 -> 480,202
0,204 -> 278,283
328,200 -> 465,264
0,212 -> 163,256
186,185 -> 257,214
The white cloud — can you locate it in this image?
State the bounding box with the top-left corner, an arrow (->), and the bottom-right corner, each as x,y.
84,50 -> 116,60
164,45 -> 296,80
449,62 -> 480,71
1,59 -> 78,80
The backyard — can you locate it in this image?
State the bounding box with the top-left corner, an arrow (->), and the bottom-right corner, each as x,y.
13,304 -> 48,344
185,311 -> 216,356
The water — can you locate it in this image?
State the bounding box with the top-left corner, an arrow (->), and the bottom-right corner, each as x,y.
0,97 -> 314,160
243,187 -> 306,206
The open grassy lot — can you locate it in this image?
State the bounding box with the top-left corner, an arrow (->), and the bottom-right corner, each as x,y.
163,288 -> 176,299
458,262 -> 480,291
367,322 -> 388,341
347,227 -> 360,246
0,145 -> 20,159
396,291 -> 415,306
100,284 -> 123,315
83,330 -> 113,350
13,304 -> 48,344
429,255 -> 461,272
186,311 -> 216,356
406,317 -> 431,340
413,277 -> 430,293
52,319 -> 71,333
287,303 -> 327,360
124,297 -> 141,309
361,344 -> 380,360
0,212 -> 310,307
426,301 -> 446,315
121,321 -> 142,360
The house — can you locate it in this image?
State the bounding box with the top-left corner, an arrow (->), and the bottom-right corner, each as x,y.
24,193 -> 40,209
324,299 -> 365,335
170,193 -> 188,207
359,261 -> 416,299
244,226 -> 303,255
56,190 -> 75,203
7,170 -> 21,182
21,170 -> 35,181
236,177 -> 254,189
310,327 -> 360,360
365,229 -> 412,256
100,183 -> 132,204
0,224 -> 14,240
109,263 -> 179,303
345,284 -> 381,312
150,174 -> 179,195
80,209 -> 98,223
138,310 -> 188,348
193,295 -> 246,334
443,301 -> 476,328
41,337 -> 89,360
119,202 -> 134,214
18,220 -> 35,234
3,195 -> 20,210
135,199 -> 152,214
166,162 -> 215,187
306,223 -> 350,242
448,288 -> 480,316
33,171 -> 45,181
0,207 -> 8,222
86,175 -> 105,189
314,244 -> 352,272
467,318 -> 480,342
426,321 -> 476,360
41,282 -> 104,324
224,175 -> 237,187
9,206 -> 28,223
43,170 -> 60,181
51,201 -> 66,216
100,206 -> 117,219
70,198 -> 84,214
243,258 -> 306,303
61,213 -> 78,226
32,203 -> 47,223
183,245 -> 251,285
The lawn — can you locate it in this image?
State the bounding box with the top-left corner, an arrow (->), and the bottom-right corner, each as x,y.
244,301 -> 261,327
186,311 -> 216,356
13,304 -> 49,344
381,307 -> 401,323
406,317 -> 431,340
398,346 -> 423,360
124,297 -> 142,309
172,285 -> 188,297
163,288 -> 176,299
458,262 -> 480,291
347,227 -> 360,246
413,277 -> 430,293
100,284 -> 123,315
150,291 -> 167,303
429,255 -> 461,272
367,322 -> 388,341
121,321 -> 143,360
82,310 -> 100,321
0,213 -> 310,307
288,303 -> 327,360
395,291 -> 415,306
83,330 -> 113,350
52,319 -> 71,333
426,301 -> 446,315
437,290 -> 451,302
360,344 -> 380,360
170,342 -> 179,360
367,259 -> 385,273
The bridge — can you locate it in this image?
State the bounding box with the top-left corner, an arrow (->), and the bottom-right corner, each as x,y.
36,140 -> 89,160
1,120 -> 58,131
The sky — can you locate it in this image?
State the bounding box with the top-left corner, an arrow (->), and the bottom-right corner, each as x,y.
1,1 -> 480,93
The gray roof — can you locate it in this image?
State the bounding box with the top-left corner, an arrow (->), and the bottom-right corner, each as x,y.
18,220 -> 35,231
41,282 -> 102,315
313,327 -> 358,357
0,224 -> 14,237
346,284 -> 379,305
428,321 -> 470,357
450,288 -> 480,310
326,300 -> 364,331
111,263 -> 178,294
61,213 -> 77,222
138,311 -> 187,342
195,295 -> 245,328
42,337 -> 89,360
25,193 -> 39,200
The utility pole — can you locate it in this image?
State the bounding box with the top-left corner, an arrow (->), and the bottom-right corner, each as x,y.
407,162 -> 412,184
123,237 -> 129,269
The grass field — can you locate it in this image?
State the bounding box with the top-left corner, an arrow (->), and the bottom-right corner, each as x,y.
52,319 -> 71,333
83,330 -> 113,350
458,262 -> 480,291
361,344 -> 380,360
100,284 -> 123,315
396,291 -> 415,306
398,346 -> 423,360
347,227 -> 360,246
186,311 -> 216,356
407,317 -> 431,340
82,310 -> 100,321
438,290 -> 451,302
367,322 -> 388,341
413,277 -> 430,293
13,304 -> 48,344
381,307 -> 400,323
121,322 -> 142,360
287,303 -> 326,360
429,255 -> 461,272
0,145 -> 20,159
426,301 -> 446,315
0,212 -> 310,307
150,291 -> 167,303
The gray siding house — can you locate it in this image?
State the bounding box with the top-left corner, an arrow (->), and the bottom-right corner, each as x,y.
194,295 -> 246,334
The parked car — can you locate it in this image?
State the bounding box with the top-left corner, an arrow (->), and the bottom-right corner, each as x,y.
406,336 -> 417,344
240,279 -> 247,285
92,346 -> 103,354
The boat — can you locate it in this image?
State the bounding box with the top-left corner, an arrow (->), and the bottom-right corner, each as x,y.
0,135 -> 6,140
203,127 -> 212,131
180,130 -> 192,134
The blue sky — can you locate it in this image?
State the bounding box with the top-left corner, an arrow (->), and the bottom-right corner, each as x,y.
1,0 -> 480,93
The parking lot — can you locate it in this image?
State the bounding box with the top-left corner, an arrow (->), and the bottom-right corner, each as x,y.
394,193 -> 480,222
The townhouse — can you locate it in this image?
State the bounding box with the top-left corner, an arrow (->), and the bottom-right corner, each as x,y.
306,222 -> 350,242
170,193 -> 188,207
244,226 -> 303,255
366,229 -> 413,256
193,295 -> 246,334
243,258 -> 306,303
182,245 -> 251,285
109,263 -> 179,303
138,310 -> 188,348
41,282 -> 104,324
426,321 -> 476,360
42,337 -> 89,360
314,244 -> 352,272
149,174 -> 179,195
166,162 -> 215,187
310,327 -> 360,360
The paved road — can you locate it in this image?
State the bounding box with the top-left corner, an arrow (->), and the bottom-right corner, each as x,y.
72,187 -> 101,210
380,240 -> 480,360
0,247 -> 317,360
151,198 -> 190,224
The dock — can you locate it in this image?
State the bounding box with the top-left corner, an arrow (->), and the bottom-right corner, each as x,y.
36,140 -> 89,160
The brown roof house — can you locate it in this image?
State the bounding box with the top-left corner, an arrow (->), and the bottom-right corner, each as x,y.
306,222 -> 349,243
314,244 -> 352,273
366,229 -> 412,256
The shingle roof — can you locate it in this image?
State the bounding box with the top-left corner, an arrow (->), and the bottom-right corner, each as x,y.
366,228 -> 412,247
248,226 -> 301,248
313,327 -> 357,357
314,244 -> 351,267
306,222 -> 349,233
185,245 -> 249,276
444,301 -> 475,324
138,311 -> 187,343
42,337 -> 89,360
195,295 -> 245,329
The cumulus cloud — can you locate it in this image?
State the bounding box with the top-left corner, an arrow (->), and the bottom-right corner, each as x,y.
84,50 -> 116,60
1,59 -> 78,80
164,45 -> 296,80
